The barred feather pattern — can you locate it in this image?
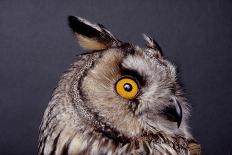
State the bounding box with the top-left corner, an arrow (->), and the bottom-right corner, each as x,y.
40,128 -> 191,155
39,53 -> 99,154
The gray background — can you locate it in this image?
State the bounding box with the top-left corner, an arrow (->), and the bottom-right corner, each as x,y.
0,0 -> 232,154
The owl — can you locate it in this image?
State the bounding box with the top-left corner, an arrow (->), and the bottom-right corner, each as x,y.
38,16 -> 201,155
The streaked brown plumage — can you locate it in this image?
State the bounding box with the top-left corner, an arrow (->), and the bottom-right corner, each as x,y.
38,16 -> 201,155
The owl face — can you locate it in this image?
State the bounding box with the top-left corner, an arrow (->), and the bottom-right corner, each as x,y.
68,16 -> 190,139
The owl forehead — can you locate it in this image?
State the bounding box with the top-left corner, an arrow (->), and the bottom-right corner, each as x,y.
121,47 -> 177,84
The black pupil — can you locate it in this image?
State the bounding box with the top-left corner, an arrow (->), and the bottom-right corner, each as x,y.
124,83 -> 132,92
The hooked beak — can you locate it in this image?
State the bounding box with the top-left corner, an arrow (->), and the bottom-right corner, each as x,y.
162,97 -> 182,128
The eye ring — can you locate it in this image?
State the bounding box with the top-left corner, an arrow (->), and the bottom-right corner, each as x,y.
115,76 -> 139,99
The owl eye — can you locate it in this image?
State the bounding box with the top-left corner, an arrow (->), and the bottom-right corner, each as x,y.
115,77 -> 139,99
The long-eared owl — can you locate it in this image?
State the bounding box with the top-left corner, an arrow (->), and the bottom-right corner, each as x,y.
38,16 -> 201,155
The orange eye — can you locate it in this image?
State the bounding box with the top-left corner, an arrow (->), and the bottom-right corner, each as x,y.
115,77 -> 139,99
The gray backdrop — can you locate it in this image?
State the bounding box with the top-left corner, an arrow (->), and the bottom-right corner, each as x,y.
0,0 -> 232,154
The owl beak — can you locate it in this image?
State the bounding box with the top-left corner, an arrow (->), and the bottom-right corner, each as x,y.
162,98 -> 182,128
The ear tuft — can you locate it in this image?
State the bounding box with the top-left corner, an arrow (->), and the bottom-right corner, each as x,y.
143,34 -> 155,48
68,16 -> 102,39
142,34 -> 163,57
68,16 -> 118,50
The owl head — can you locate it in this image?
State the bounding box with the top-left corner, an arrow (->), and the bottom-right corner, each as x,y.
67,16 -> 191,140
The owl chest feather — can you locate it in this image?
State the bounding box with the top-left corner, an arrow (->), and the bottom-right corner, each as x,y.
64,129 -> 194,155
